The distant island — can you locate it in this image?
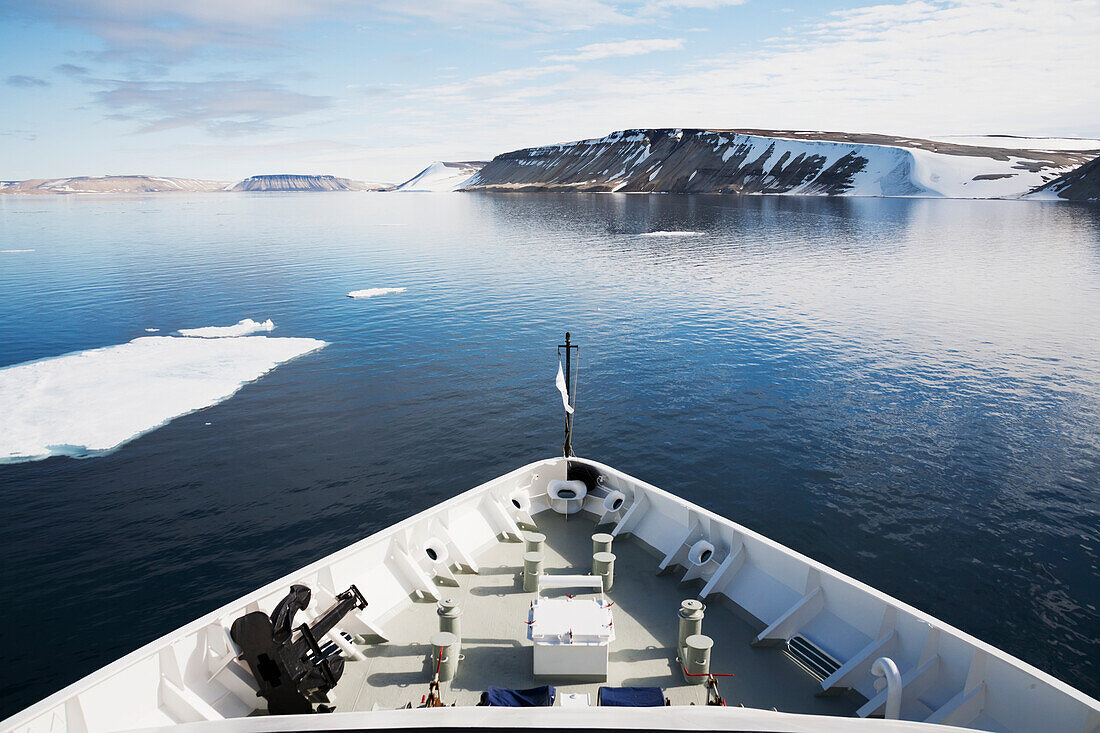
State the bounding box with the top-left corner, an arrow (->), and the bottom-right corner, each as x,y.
0,166 -> 485,195
3,133 -> 1097,200
0,176 -> 228,194
462,129 -> 1100,201
231,174 -> 389,192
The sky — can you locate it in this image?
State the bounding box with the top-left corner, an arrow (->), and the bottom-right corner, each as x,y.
1,0 -> 1098,184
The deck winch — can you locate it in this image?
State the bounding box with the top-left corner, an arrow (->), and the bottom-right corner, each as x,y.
230,583 -> 367,715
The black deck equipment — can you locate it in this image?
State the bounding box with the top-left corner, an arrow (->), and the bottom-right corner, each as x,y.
230,584 -> 367,714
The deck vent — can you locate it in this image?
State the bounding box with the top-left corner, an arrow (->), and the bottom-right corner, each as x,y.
785,635 -> 840,681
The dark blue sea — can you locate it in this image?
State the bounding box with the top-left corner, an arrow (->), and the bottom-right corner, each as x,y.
0,192 -> 1098,717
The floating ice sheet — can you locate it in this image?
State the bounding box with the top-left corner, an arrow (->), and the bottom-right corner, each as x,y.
638,231 -> 703,237
1,249 -> 35,253
348,287 -> 407,298
0,334 -> 326,464
179,318 -> 274,337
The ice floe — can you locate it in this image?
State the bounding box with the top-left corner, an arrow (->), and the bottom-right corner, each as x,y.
639,231 -> 704,237
0,333 -> 326,464
348,287 -> 407,298
145,328 -> 160,333
179,318 -> 275,338
1,249 -> 35,253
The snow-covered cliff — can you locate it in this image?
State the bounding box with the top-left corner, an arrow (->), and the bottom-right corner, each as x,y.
1026,155 -> 1100,201
463,129 -> 1100,199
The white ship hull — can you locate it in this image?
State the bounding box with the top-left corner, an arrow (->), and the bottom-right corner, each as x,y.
4,457 -> 1098,733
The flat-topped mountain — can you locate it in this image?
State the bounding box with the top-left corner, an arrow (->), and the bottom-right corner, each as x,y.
462,129 -> 1100,199
230,174 -> 389,192
0,176 -> 228,194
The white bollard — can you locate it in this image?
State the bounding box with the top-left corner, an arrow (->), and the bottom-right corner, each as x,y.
592,532 -> 614,555
523,551 -> 543,592
683,634 -> 713,685
678,599 -> 706,652
437,598 -> 462,651
592,551 -> 616,592
524,532 -> 546,554
431,631 -> 459,682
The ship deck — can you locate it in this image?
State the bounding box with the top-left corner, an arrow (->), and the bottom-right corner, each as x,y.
329,510 -> 865,714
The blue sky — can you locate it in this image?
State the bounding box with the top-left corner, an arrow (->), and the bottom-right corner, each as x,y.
2,0 -> 1098,183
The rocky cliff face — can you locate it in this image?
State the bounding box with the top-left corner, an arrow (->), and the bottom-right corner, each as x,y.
463,129 -> 1100,199
0,176 -> 228,194
1026,156 -> 1100,201
230,175 -> 387,192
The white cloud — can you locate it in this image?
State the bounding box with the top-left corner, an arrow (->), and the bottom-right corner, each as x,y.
546,38 -> 686,62
399,0 -> 1100,154
14,0 -> 650,63
92,79 -> 331,136
646,0 -> 746,8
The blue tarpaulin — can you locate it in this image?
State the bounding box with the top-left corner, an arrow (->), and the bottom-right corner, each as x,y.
483,685 -> 556,707
598,686 -> 665,707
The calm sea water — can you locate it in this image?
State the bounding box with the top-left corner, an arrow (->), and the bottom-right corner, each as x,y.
1,192 -> 1098,716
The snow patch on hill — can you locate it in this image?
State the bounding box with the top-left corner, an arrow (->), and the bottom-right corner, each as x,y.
465,129 -> 1099,199
927,135 -> 1100,151
394,161 -> 487,192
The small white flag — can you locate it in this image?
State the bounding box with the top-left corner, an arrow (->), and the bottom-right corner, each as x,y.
556,359 -> 574,414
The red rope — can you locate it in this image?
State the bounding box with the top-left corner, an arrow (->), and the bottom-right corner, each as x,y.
681,665 -> 735,677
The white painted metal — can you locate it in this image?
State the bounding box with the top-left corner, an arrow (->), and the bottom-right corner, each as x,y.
530,575 -> 614,679
547,479 -> 587,514
873,657 -> 903,720
1,456 -> 1098,733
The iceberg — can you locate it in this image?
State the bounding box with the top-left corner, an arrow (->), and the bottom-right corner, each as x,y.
179,318 -> 275,338
348,287 -> 406,298
0,334 -> 326,464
